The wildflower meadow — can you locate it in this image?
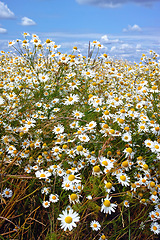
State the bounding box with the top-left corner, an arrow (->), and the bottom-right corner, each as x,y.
0,33 -> 160,240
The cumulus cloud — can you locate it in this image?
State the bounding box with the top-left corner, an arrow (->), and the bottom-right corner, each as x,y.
75,0 -> 160,8
100,35 -> 120,43
0,1 -> 15,19
0,27 -> 7,33
123,24 -> 142,32
21,17 -> 36,26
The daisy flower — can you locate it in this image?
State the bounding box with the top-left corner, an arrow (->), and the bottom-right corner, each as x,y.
53,124 -> 64,135
144,139 -> 153,148
52,146 -> 62,155
149,211 -> 157,221
64,94 -> 79,105
58,208 -> 80,231
86,121 -> 97,130
98,156 -> 114,171
90,220 -> 101,231
72,110 -> 84,119
35,169 -> 51,179
99,234 -> 107,240
70,121 -> 80,129
123,200 -> 129,207
41,187 -> 51,195
123,147 -> 135,158
101,195 -> 117,214
92,165 -> 103,176
150,222 -> 160,234
2,188 -> 13,198
69,193 -> 80,204
150,141 -> 160,153
150,194 -> 159,203
121,132 -> 132,142
52,108 -> 60,112
51,98 -> 59,105
86,195 -> 92,200
49,193 -> 59,203
104,181 -> 115,193
38,73 -> 49,82
62,174 -> 81,188
151,125 -> 160,135
116,173 -> 130,187
42,200 -> 50,208
78,134 -> 90,142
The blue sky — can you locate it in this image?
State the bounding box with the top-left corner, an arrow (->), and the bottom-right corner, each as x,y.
1,0 -> 160,62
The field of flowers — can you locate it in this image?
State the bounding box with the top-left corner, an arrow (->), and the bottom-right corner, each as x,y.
0,33 -> 160,240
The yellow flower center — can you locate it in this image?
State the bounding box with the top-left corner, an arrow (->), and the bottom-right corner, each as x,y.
102,161 -> 108,166
46,39 -> 51,43
103,124 -> 108,129
110,129 -> 115,134
142,164 -> 148,170
119,119 -> 124,124
40,173 -> 46,178
65,216 -> 72,224
68,97 -> 73,101
152,86 -> 157,90
153,226 -> 157,231
120,175 -> 126,181
122,161 -> 128,167
154,145 -> 159,149
93,223 -> 97,227
126,148 -> 132,153
70,194 -> 78,201
124,127 -> 130,131
103,200 -> 111,207
5,191 -> 9,195
104,110 -> 109,115
54,148 -> 59,152
77,145 -> 83,151
68,175 -> 75,181
150,181 -> 155,188
105,182 -> 112,189
93,166 -> 100,172
101,235 -> 106,240
124,136 -> 128,140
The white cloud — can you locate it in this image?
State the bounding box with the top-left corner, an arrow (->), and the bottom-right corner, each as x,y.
0,1 -> 15,19
136,43 -> 141,49
0,27 -> 7,33
21,17 -> 36,26
123,24 -> 142,32
76,0 -> 160,8
110,46 -> 116,52
100,34 -> 120,43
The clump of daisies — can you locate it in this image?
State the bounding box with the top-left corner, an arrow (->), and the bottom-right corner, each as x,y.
0,34 -> 160,239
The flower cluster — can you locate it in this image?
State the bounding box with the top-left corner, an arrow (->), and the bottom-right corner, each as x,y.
0,34 -> 160,238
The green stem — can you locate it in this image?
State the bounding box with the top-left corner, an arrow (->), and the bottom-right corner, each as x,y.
128,208 -> 131,240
